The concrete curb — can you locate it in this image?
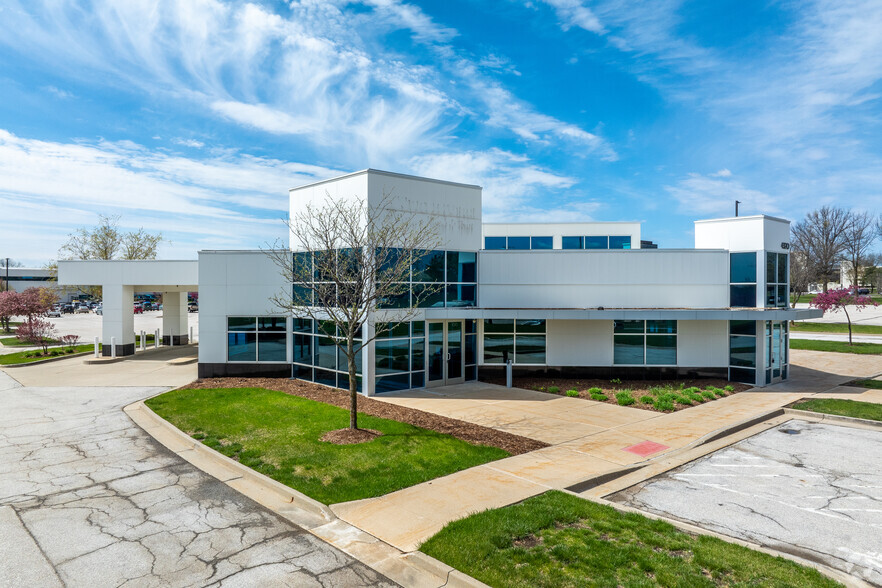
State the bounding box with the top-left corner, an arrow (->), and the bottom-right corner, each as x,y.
0,350 -> 94,368
125,399 -> 490,588
83,344 -> 197,365
582,495 -> 872,588
784,407 -> 882,431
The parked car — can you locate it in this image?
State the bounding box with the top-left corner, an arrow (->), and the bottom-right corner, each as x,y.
858,288 -> 870,295
188,302 -> 198,313
75,306 -> 91,314
95,305 -> 103,315
62,304 -> 75,314
133,304 -> 144,314
46,308 -> 62,318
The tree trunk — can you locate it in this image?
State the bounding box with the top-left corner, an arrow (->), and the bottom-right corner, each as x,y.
347,333 -> 358,430
844,307 -> 853,346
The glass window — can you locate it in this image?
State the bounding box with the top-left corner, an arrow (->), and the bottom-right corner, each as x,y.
376,322 -> 410,338
515,335 -> 546,364
464,319 -> 476,334
484,236 -> 506,250
446,251 -> 477,283
766,252 -> 776,283
729,367 -> 755,384
292,364 -> 312,381
258,332 -> 287,362
766,285 -> 777,308
516,319 -> 546,333
730,252 -> 756,283
411,371 -> 425,388
730,285 -> 756,307
412,321 -> 425,336
314,369 -> 336,387
375,339 -> 410,374
646,335 -> 677,365
375,373 -> 410,393
259,317 -> 286,331
228,317 -> 256,331
336,373 -> 362,393
292,284 -> 312,306
313,250 -> 335,282
614,335 -> 644,364
484,334 -> 514,364
777,285 -> 787,307
446,284 -> 476,307
315,336 -> 336,369
411,339 -> 425,372
292,334 -> 312,364
412,250 -> 445,282
227,332 -> 256,361
337,344 -> 363,374
585,236 -> 608,250
777,254 -> 787,283
729,335 -> 756,367
609,236 -> 631,250
293,251 -> 312,280
484,319 -> 514,333
647,320 -> 676,334
531,236 -> 553,250
292,318 -> 312,333
465,334 -> 477,365
378,287 -> 409,309
730,320 -> 756,336
614,320 -> 644,334
507,236 -> 530,250
562,236 -> 583,249
413,283 -> 445,308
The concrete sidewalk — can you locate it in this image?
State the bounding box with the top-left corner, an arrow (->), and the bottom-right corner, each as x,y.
333,349 -> 882,552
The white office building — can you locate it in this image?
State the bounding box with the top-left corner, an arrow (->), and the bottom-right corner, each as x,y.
59,169 -> 821,390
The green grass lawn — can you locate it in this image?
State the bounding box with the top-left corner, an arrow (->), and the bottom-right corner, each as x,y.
0,344 -> 97,365
145,387 -> 509,504
848,379 -> 882,390
790,322 -> 882,335
421,491 -> 839,588
792,398 -> 882,422
794,293 -> 882,304
790,339 -> 882,354
0,336 -> 62,347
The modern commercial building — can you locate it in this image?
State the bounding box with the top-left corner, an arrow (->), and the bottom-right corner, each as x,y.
59,169 -> 822,391
1,266 -> 79,301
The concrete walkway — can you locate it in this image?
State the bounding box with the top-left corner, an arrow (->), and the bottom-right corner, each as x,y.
0,370 -> 395,587
333,349 -> 882,552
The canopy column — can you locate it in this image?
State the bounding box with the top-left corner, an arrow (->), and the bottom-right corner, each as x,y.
102,285 -> 135,356
162,292 -> 189,345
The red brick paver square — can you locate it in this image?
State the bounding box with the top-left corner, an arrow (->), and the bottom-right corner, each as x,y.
622,441 -> 669,457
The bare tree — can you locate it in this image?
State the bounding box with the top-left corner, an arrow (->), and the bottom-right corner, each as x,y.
57,215 -> 165,299
842,211 -> 875,287
791,206 -> 849,292
788,250 -> 812,307
266,193 -> 442,431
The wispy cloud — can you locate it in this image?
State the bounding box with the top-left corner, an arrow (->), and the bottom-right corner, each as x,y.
171,138 -> 204,149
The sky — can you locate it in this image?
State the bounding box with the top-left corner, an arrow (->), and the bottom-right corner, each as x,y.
1,0 -> 881,266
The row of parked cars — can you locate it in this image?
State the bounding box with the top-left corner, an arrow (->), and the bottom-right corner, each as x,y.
45,300 -> 198,317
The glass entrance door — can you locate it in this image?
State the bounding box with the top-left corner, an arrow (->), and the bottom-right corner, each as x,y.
427,320 -> 465,387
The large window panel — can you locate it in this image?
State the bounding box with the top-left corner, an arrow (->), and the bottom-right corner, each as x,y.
516,319 -> 546,333
730,320 -> 756,336
729,335 -> 756,367
609,236 -> 631,250
614,335 -> 644,364
562,236 -> 583,249
484,236 -> 506,250
446,284 -> 476,307
412,250 -> 445,282
515,335 -> 546,364
228,317 -> 256,331
413,283 -> 445,307
375,339 -> 410,374
446,251 -> 477,283
484,334 -> 514,364
315,336 -> 337,370
647,320 -> 677,334
507,236 -> 530,250
531,236 -> 553,250
228,332 -> 256,361
777,254 -> 787,283
293,334 -> 312,364
375,373 -> 410,394
614,320 -> 644,334
259,317 -> 287,331
646,335 -> 677,365
730,252 -> 756,283
730,285 -> 756,307
766,252 -> 777,283
337,343 -> 363,374
585,236 -> 608,249
484,319 -> 514,333
258,332 -> 287,362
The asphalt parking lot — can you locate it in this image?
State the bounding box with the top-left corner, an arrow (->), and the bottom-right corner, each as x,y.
610,420 -> 882,585
44,311 -> 199,342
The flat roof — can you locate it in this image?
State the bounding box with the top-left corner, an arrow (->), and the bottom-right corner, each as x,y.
290,168 -> 483,192
694,214 -> 790,225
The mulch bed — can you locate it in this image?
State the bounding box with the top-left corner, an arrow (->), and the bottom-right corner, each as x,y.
184,377 -> 549,455
321,428 -> 382,445
484,377 -> 753,413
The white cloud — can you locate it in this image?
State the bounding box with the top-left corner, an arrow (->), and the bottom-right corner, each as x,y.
664,172 -> 779,218
538,0 -> 605,34
171,138 -> 204,148
43,85 -> 74,99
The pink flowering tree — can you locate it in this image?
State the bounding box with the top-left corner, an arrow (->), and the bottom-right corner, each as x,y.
810,288 -> 879,345
16,318 -> 57,355
0,291 -> 21,333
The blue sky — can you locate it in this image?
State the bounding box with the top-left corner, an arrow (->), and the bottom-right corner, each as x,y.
1,0 -> 881,265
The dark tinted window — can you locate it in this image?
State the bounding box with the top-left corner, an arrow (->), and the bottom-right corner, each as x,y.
730,252 -> 756,283
484,236 -> 506,250
585,236 -> 608,249
730,284 -> 756,307
562,236 -> 583,249
609,236 -> 631,249
531,236 -> 553,249
507,236 -> 530,250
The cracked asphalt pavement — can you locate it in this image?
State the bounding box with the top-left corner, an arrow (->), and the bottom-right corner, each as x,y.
610,419 -> 882,585
0,371 -> 397,587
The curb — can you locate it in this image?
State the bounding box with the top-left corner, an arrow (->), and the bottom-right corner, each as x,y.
0,350 -> 94,368
784,407 -> 882,431
125,399 -> 490,588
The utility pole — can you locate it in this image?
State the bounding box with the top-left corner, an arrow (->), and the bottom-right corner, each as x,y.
735,200 -> 741,217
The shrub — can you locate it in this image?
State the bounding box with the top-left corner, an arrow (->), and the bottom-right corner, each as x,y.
565,389 -> 580,397
685,390 -> 705,403
684,386 -> 701,394
701,390 -> 716,400
616,391 -> 635,406
675,395 -> 693,406
587,387 -> 603,395
16,318 -> 57,354
724,385 -> 734,392
60,334 -> 80,351
654,397 -> 675,411
548,386 -> 560,394
639,395 -> 654,404
590,391 -> 608,401
610,378 -> 622,385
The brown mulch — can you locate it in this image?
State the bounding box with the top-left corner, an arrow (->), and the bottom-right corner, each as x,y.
484,377 -> 753,413
321,428 -> 382,444
184,377 -> 549,455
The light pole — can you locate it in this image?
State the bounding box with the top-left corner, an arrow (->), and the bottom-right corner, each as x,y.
735,200 -> 741,217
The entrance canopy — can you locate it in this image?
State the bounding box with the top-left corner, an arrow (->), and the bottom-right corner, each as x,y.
57,260 -> 198,356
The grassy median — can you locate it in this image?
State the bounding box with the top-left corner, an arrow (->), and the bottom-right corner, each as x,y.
421,491 -> 840,588
792,398 -> 882,422
145,386 -> 508,504
0,344 -> 96,365
790,339 -> 882,354
790,322 -> 882,335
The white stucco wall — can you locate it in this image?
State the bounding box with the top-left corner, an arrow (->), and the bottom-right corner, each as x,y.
546,320 -> 613,366
198,251 -> 290,365
479,249 -> 729,309
676,320 -> 729,367
694,215 -> 790,253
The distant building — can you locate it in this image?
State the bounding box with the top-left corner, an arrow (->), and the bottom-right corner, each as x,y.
640,240 -> 658,249
0,266 -> 78,302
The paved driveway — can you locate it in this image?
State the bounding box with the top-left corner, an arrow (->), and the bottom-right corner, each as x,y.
610,420 -> 882,585
0,371 -> 394,588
